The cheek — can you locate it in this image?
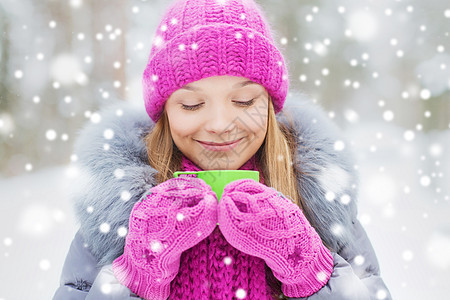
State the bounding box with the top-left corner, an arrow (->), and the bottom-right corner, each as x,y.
238,106 -> 268,136
170,123 -> 196,139
168,118 -> 201,141
166,109 -> 197,138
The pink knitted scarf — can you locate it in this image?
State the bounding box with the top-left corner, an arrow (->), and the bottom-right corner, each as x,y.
169,154 -> 275,299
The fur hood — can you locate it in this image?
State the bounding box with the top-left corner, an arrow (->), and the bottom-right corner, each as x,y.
71,93 -> 359,266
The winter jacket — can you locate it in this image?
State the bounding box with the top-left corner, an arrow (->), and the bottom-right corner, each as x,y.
53,94 -> 392,299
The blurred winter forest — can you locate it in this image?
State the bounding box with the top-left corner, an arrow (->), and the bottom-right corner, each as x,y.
0,0 -> 449,299
1,0 -> 449,177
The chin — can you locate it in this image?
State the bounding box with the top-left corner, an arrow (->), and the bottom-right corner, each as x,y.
196,155 -> 239,170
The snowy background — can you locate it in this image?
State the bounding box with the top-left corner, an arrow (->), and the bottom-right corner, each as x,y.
1,0 -> 449,299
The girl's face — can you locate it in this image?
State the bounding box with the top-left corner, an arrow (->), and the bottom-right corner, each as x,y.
165,75 -> 269,170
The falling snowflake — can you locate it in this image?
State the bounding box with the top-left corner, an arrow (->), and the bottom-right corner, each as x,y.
402,250 -> 414,261
420,176 -> 431,187
340,194 -> 351,205
376,289 -> 388,299
45,129 -> 57,141
117,226 -> 128,237
120,190 -> 131,201
99,223 -> 111,233
429,143 -> 443,157
50,54 -> 82,85
88,113 -> 101,124
344,109 -> 359,123
39,259 -> 51,271
176,213 -> 185,221
101,283 -> 112,294
325,191 -> 336,201
3,237 -> 13,247
383,111 -> 394,121
69,0 -> 82,8
403,130 -> 415,141
331,223 -> 344,236
348,11 -> 377,40
334,140 -> 345,151
154,36 -> 163,46
103,129 -> 114,140
354,255 -> 365,266
114,168 -> 125,179
316,271 -> 327,282
223,256 -> 232,265
420,89 -> 431,100
150,240 -> 163,253
14,70 -> 23,79
235,288 -> 247,299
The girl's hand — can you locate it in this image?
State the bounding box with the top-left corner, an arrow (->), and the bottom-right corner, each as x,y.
218,179 -> 334,298
112,177 -> 218,300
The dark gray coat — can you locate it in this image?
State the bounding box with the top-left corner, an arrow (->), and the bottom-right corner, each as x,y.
53,94 -> 392,299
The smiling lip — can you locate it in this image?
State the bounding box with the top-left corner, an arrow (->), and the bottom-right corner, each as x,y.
197,138 -> 243,151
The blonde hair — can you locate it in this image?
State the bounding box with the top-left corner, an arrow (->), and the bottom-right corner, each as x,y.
144,98 -> 314,299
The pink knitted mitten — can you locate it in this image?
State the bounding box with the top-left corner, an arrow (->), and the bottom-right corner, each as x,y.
218,179 -> 334,298
112,177 -> 218,300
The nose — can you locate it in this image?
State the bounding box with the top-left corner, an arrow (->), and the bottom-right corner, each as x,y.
204,106 -> 236,135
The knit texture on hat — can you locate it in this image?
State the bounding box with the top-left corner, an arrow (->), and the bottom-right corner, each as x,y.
143,0 -> 289,122
168,153 -> 275,299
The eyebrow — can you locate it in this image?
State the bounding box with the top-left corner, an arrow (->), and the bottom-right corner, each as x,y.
180,80 -> 257,91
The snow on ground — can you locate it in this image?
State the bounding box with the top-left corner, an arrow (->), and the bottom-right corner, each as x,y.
0,166 -> 78,300
0,121 -> 449,300
346,122 -> 450,299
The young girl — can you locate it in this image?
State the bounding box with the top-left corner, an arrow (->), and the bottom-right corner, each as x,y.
54,0 -> 392,299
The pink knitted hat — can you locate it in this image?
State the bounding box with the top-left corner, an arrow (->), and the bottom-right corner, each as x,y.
143,0 -> 289,122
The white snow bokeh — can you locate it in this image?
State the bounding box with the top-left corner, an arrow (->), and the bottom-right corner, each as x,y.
426,230 -> 450,269
0,0 -> 449,299
49,54 -> 83,86
1,122 -> 448,299
347,10 -> 378,41
0,167 -> 78,300
235,288 -> 247,299
347,121 -> 450,300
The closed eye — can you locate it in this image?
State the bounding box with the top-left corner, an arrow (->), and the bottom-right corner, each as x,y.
233,99 -> 255,107
181,103 -> 203,111
181,99 -> 255,111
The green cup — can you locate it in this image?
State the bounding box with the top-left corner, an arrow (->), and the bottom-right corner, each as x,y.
173,170 -> 259,201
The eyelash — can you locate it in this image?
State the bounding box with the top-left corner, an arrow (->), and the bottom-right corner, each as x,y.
181,99 -> 255,111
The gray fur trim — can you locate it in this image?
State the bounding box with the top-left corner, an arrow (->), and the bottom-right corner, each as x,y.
278,94 -> 358,251
71,94 -> 358,266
